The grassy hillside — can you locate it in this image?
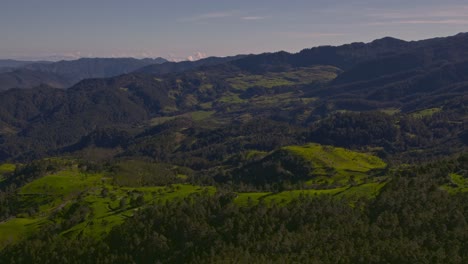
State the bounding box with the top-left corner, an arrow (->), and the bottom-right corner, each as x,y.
0,165 -> 215,247
234,181 -> 387,206
410,108 -> 442,118
0,164 -> 15,182
226,66 -> 340,90
0,164 -> 15,174
442,173 -> 468,194
283,143 -> 387,185
285,144 -> 386,172
235,143 -> 387,187
20,170 -> 104,196
0,218 -> 42,248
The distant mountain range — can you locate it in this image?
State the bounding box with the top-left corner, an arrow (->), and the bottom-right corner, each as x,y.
0,60 -> 51,74
0,57 -> 167,91
0,59 -> 48,69
0,32 -> 466,161
136,55 -> 246,75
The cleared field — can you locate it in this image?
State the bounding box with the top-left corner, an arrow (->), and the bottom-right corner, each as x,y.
0,163 -> 15,174
150,110 -> 215,126
410,107 -> 442,118
235,192 -> 270,206
262,187 -> 349,204
336,182 -> 387,199
442,173 -> 468,194
284,144 -> 386,173
234,183 -> 386,206
245,150 -> 268,160
0,218 -> 44,246
20,170 -> 105,196
379,108 -> 401,115
217,93 -> 246,104
226,66 -> 340,90
283,143 -> 386,185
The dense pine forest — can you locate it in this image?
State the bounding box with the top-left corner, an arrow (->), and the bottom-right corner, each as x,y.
0,154 -> 467,263
0,33 -> 466,263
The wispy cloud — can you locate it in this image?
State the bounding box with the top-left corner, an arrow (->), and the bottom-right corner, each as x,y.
277,32 -> 347,39
241,16 -> 266,20
180,11 -> 268,22
178,11 -> 236,22
365,5 -> 468,26
197,12 -> 235,19
368,19 -> 468,25
367,5 -> 468,19
178,11 -> 234,22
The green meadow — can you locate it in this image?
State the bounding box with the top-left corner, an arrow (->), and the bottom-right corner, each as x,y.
0,218 -> 43,247
410,107 -> 442,118
442,173 -> 468,194
282,143 -> 386,185
20,170 -> 105,196
0,164 -> 15,174
0,163 -> 15,182
234,183 -> 386,206
226,66 -> 340,90
149,110 -> 216,126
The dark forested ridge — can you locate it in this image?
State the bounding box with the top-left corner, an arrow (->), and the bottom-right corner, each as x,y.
0,33 -> 467,263
136,55 -> 246,75
0,60 -> 49,73
22,57 -> 168,83
0,57 -> 167,91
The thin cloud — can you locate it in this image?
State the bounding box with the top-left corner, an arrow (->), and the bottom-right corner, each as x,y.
180,11 -> 267,22
365,5 -> 468,25
278,32 -> 347,39
197,12 -> 234,19
368,11 -> 468,20
368,19 -> 468,26
179,11 -> 237,22
241,16 -> 266,20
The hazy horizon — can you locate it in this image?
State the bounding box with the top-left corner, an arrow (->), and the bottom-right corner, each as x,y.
2,0 -> 468,61
1,31 -> 465,62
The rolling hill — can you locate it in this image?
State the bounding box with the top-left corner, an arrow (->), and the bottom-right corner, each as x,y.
231,143 -> 386,187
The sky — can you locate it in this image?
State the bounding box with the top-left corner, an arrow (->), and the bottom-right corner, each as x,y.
1,0 -> 468,61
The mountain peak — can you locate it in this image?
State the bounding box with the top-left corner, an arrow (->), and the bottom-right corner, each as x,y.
370,36 -> 407,46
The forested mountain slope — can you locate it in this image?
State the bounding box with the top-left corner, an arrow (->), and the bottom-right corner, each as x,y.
0,33 -> 465,163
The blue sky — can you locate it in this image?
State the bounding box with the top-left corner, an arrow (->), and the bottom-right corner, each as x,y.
2,0 -> 468,60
